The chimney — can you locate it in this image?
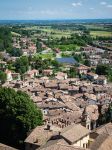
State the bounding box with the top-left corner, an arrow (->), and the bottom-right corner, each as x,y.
46,124 -> 51,130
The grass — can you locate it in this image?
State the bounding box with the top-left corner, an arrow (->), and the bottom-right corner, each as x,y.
53,44 -> 80,51
11,32 -> 21,37
90,31 -> 112,37
39,28 -> 80,38
22,26 -> 80,38
84,24 -> 105,30
40,28 -> 71,38
35,53 -> 55,59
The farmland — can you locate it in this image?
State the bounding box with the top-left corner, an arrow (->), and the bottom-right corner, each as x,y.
90,31 -> 112,37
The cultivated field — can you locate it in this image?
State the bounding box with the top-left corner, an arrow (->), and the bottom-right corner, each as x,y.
90,31 -> 112,37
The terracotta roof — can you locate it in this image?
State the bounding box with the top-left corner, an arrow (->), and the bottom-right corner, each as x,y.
95,123 -> 112,135
25,125 -> 60,146
59,84 -> 69,90
25,69 -> 39,75
90,133 -> 112,150
38,101 -> 66,109
61,124 -> 90,144
44,82 -> 58,88
84,93 -> 96,101
61,111 -> 82,123
0,143 -> 17,150
97,76 -> 107,80
93,86 -> 107,92
5,69 -> 12,74
78,65 -> 90,70
38,140 -> 86,150
31,96 -> 42,103
85,105 -> 99,121
65,102 -> 80,111
87,72 -> 98,77
0,60 -> 6,64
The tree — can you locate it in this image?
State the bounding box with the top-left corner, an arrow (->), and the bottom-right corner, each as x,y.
84,59 -> 90,67
96,64 -> 110,75
0,27 -> 12,52
73,53 -> 84,64
0,71 -> 7,84
9,48 -> 23,57
0,87 -> 43,149
68,67 -> 77,78
36,40 -> 42,52
14,56 -> 29,74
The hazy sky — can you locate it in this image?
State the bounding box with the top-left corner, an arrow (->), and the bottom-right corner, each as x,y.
0,0 -> 112,20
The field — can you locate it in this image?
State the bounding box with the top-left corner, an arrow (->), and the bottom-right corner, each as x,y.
11,31 -> 21,37
39,28 -> 79,38
23,26 -> 80,38
84,24 -> 105,30
35,53 -> 55,60
90,31 -> 112,37
53,44 -> 80,51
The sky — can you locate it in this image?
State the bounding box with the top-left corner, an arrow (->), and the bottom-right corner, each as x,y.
0,0 -> 112,20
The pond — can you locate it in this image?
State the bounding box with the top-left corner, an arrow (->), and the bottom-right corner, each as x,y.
56,57 -> 77,65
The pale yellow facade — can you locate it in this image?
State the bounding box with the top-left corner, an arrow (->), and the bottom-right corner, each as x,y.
73,135 -> 89,148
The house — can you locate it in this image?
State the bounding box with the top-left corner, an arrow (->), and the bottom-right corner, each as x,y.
14,81 -> 24,88
38,101 -> 66,115
44,81 -> 58,89
38,141 -> 86,150
24,70 -> 39,79
42,70 -> 53,76
89,55 -> 101,60
82,105 -> 99,130
28,44 -> 37,55
25,124 -> 90,150
25,123 -> 89,150
69,78 -> 80,86
79,85 -> 93,94
68,86 -> 79,95
25,125 -> 61,150
46,110 -> 82,129
59,83 -> 69,91
90,133 -> 112,150
81,46 -> 95,53
55,72 -> 68,80
77,65 -> 90,74
83,93 -> 97,105
100,58 -> 110,65
65,101 -> 81,112
22,49 -> 29,55
54,48 -> 60,53
94,122 -> 112,136
95,76 -> 107,85
93,86 -> 107,95
87,72 -> 98,81
89,59 -> 99,66
5,70 -> 12,81
11,73 -> 21,80
60,124 -> 90,148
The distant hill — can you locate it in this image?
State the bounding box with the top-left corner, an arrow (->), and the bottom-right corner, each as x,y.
0,19 -> 112,25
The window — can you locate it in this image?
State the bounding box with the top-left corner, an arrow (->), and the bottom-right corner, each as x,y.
83,144 -> 85,148
87,124 -> 90,129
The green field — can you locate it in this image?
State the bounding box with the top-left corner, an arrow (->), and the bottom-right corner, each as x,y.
40,28 -> 73,38
35,53 -> 55,59
90,31 -> 112,37
11,32 -> 21,37
53,44 -> 80,51
84,24 -> 105,30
